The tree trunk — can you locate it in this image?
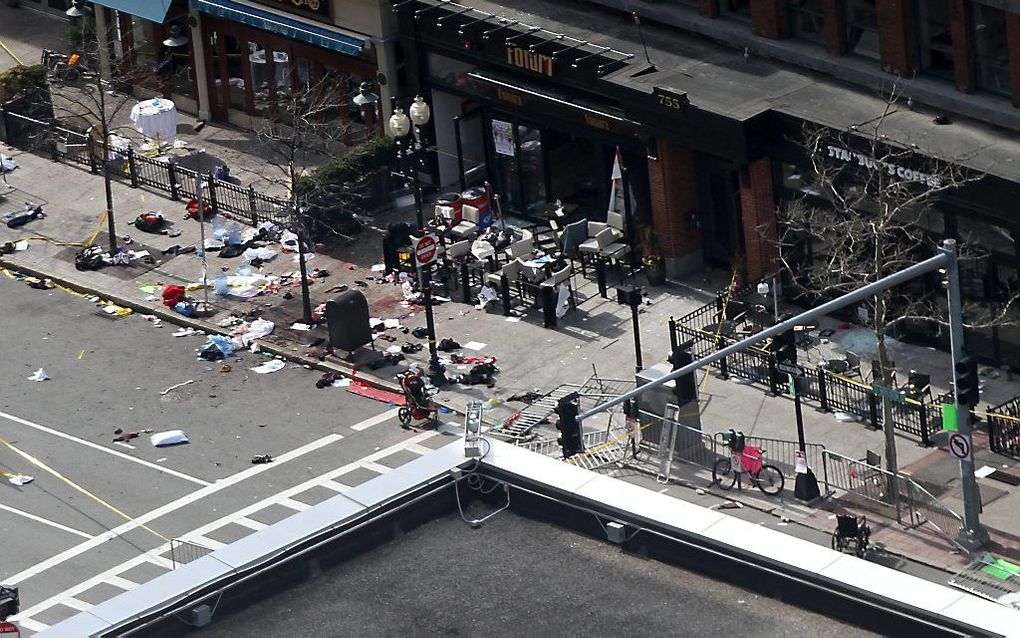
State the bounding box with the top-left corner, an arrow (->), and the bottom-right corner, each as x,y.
873,294 -> 902,521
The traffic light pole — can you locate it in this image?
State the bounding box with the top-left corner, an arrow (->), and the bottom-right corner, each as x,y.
943,240 -> 988,547
579,241 -> 985,544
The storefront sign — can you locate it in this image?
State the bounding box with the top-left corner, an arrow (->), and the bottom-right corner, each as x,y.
826,144 -> 942,188
250,0 -> 332,22
505,43 -> 554,78
653,86 -> 689,111
492,120 -> 515,156
496,88 -> 524,107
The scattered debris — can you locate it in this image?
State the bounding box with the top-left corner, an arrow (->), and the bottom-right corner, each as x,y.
173,327 -> 198,338
251,454 -> 274,464
219,363 -> 232,373
114,428 -> 153,443
151,430 -> 189,447
316,371 -> 344,388
161,379 -> 194,395
27,368 -> 49,382
251,359 -> 286,374
291,322 -> 312,331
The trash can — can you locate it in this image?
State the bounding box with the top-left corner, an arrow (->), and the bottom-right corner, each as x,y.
461,186 -> 492,229
326,290 -> 372,353
437,192 -> 463,224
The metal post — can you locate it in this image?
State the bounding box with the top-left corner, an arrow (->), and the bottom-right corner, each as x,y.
941,238 -> 989,547
196,173 -> 209,308
96,72 -> 117,256
631,300 -> 643,372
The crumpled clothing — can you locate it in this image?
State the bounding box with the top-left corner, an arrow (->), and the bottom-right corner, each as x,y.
242,246 -> 277,262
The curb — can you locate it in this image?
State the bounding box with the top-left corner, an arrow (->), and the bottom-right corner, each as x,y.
0,256 -> 405,396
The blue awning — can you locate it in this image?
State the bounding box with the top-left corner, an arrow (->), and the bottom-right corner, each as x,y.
191,0 -> 364,58
90,0 -> 173,23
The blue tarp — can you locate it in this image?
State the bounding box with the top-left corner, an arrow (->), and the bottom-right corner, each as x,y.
191,0 -> 364,57
89,0 -> 173,23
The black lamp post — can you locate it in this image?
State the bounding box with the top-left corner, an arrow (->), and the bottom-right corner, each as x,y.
390,96 -> 445,384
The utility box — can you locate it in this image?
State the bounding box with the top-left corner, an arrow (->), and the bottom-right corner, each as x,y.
190,604 -> 212,628
326,290 -> 373,354
635,362 -> 703,454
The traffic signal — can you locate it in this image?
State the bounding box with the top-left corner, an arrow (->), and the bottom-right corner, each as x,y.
774,329 -> 797,365
0,585 -> 18,621
555,392 -> 582,458
668,345 -> 697,404
955,355 -> 980,407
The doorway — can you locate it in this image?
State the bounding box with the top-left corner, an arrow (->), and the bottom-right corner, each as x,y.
698,160 -> 745,269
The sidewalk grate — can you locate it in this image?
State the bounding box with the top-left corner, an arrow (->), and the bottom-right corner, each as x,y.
987,470 -> 1020,486
949,555 -> 1020,608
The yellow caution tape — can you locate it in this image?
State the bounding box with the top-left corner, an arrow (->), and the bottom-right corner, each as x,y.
0,40 -> 24,66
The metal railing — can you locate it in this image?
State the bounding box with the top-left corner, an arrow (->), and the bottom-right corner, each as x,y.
717,431 -> 829,490
0,109 -> 294,227
822,450 -> 966,551
169,538 -> 215,568
669,310 -> 936,446
988,394 -> 1020,457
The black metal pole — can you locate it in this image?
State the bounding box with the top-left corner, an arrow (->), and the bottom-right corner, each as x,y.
791,374 -> 821,501
631,300 -> 642,372
412,150 -> 444,384
296,219 -> 313,324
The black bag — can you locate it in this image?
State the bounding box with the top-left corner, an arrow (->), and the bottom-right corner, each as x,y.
219,243 -> 246,258
75,246 -> 106,271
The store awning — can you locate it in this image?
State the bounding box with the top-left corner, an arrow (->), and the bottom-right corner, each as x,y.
89,0 -> 173,23
191,0 -> 364,57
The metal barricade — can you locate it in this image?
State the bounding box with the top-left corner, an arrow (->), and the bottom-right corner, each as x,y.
169,538 -> 215,568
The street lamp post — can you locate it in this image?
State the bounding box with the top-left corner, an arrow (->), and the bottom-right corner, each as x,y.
390,96 -> 445,385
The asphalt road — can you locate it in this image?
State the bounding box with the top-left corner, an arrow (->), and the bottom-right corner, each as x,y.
0,274 -> 461,634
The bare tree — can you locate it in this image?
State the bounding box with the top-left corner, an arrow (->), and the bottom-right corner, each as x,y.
774,84 -> 1015,476
43,14 -> 171,255
255,76 -> 362,323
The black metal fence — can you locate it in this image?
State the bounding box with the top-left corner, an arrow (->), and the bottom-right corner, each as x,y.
669,303 -> 936,446
0,109 -> 290,226
988,395 -> 1020,457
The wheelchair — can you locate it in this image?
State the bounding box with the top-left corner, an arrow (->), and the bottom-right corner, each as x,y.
831,514 -> 871,557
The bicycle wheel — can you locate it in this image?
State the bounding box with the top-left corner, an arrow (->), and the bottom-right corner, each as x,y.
712,458 -> 736,490
755,464 -> 785,495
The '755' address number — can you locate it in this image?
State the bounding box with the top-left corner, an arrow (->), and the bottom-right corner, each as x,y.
653,87 -> 689,110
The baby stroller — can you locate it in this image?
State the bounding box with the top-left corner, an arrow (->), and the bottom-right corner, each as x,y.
831,514 -> 871,557
397,368 -> 439,427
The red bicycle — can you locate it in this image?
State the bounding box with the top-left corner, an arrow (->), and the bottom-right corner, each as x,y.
712,430 -> 785,495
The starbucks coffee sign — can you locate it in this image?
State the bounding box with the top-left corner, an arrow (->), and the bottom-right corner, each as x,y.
251,0 -> 332,22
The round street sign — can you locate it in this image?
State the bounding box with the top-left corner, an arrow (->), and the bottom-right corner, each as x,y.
948,433 -> 971,460
415,234 -> 438,267
0,621 -> 20,637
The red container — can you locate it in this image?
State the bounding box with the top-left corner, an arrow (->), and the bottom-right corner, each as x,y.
436,192 -> 463,224
461,187 -> 492,228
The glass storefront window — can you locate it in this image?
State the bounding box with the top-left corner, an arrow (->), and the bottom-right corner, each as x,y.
915,0 -> 954,80
249,41 -> 272,118
517,124 -> 546,215
972,5 -> 1010,96
844,0 -> 880,60
224,35 -> 246,111
492,119 -> 520,210
789,0 -> 826,45
427,52 -> 476,87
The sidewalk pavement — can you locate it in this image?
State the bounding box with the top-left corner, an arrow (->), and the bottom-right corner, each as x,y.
5,8 -> 1020,579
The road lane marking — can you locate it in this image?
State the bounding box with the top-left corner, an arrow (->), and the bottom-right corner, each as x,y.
234,517 -> 267,531
0,503 -> 94,539
279,498 -> 310,511
11,429 -> 435,625
16,618 -> 48,632
0,409 -> 210,487
60,597 -> 91,612
12,431 -> 436,627
1,432 -> 345,586
105,575 -> 138,590
361,461 -> 393,474
350,408 -> 400,431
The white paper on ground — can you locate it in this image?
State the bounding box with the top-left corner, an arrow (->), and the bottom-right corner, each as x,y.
251,359 -> 285,374
151,430 -> 189,447
331,378 -> 353,387
383,318 -> 401,329
371,263 -> 386,272
8,474 -> 33,486
462,341 -> 486,351
14,240 -> 28,251
386,345 -> 402,354
975,465 -> 997,479
27,368 -> 49,382
290,322 -> 312,331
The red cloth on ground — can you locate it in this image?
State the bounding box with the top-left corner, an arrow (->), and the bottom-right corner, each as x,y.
185,199 -> 213,220
162,285 -> 186,307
